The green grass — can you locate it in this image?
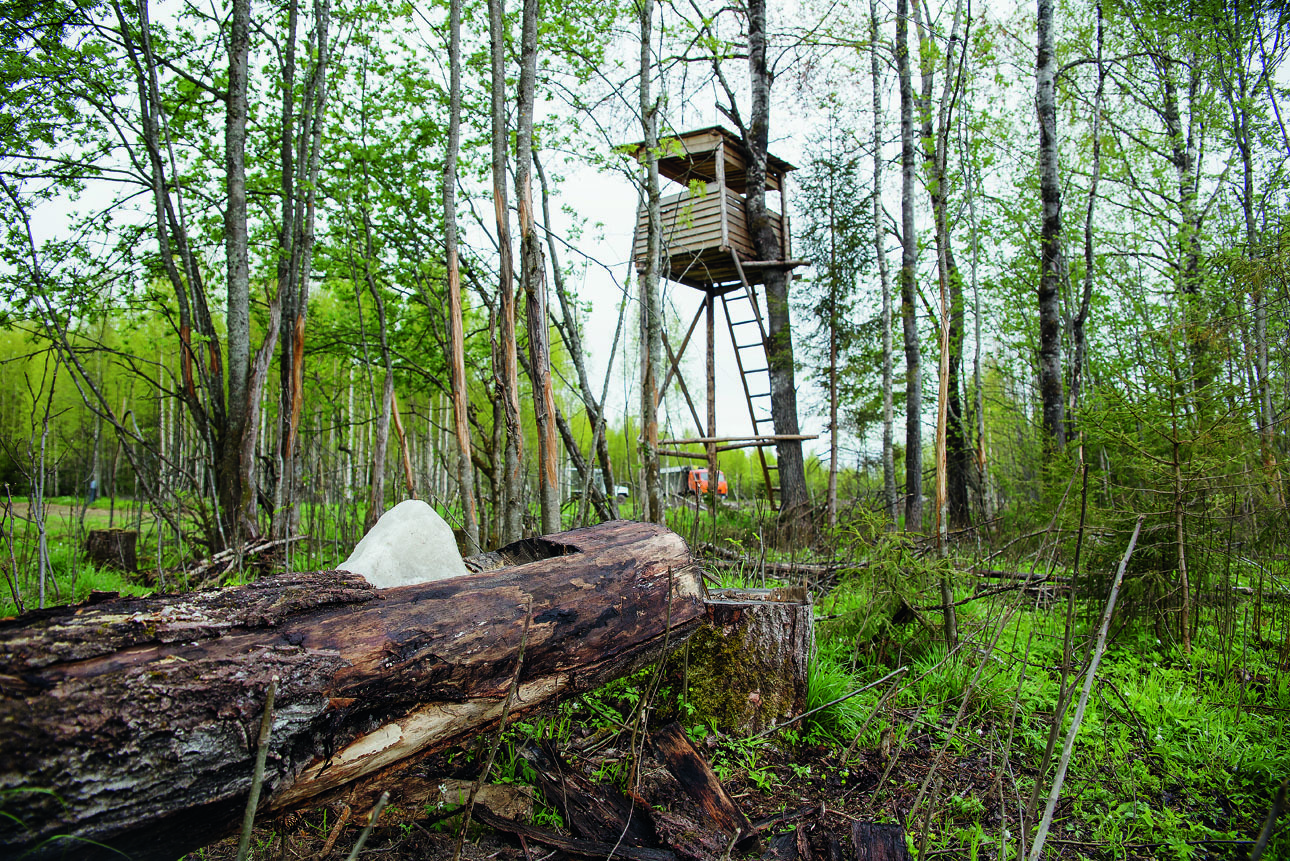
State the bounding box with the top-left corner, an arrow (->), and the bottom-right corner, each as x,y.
4,493 -> 1288,858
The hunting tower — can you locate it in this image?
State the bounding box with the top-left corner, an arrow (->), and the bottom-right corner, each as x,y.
630,126 -> 812,509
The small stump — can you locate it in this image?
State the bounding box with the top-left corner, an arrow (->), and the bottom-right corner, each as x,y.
687,587 -> 813,736
852,822 -> 912,860
86,529 -> 137,572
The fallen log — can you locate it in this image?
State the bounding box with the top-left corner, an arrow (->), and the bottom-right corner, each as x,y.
520,741 -> 658,848
0,520 -> 703,861
651,722 -> 757,851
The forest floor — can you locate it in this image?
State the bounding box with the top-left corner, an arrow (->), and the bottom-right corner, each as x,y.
185,547 -> 1290,861
190,675 -> 1282,861
5,502 -> 1286,860
194,738 -> 1001,861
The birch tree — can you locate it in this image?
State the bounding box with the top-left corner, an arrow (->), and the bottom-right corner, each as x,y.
516,0 -> 560,535
444,0 -> 481,551
1036,0 -> 1066,449
897,0 -> 923,532
872,0 -> 898,529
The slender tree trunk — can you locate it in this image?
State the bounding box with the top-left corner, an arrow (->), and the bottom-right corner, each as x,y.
489,307 -> 506,546
221,0 -> 256,542
273,0 -> 300,538
36,359 -> 58,608
1036,0 -> 1066,449
963,122 -> 992,526
515,0 -> 559,535
827,234 -> 839,530
102,0 -> 219,546
1069,3 -> 1103,444
1234,69 -> 1283,505
897,0 -> 922,532
639,0 -> 664,525
1159,53 -> 1206,391
489,0 -> 523,542
272,0 -> 330,542
916,0 -> 962,646
915,0 -> 966,544
534,152 -> 619,521
872,0 -> 898,530
746,0 -> 812,545
444,0 -> 481,552
390,390 -> 416,498
1172,433 -> 1192,655
362,212 -> 394,533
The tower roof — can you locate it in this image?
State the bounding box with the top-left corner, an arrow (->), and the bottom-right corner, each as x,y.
627,125 -> 796,193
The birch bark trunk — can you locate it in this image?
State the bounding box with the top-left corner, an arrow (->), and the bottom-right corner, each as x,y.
444,0 -> 481,551
222,0 -> 253,541
1036,0 -> 1066,449
872,0 -> 898,530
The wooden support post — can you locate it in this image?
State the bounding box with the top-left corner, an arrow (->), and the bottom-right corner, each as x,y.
706,289 -> 718,500
715,137 -> 729,249
662,327 -> 707,439
660,302 -> 706,395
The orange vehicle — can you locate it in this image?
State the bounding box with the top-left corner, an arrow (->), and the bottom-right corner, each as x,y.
686,467 -> 728,497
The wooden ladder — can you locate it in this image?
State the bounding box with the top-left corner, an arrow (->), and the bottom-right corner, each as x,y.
721,260 -> 779,510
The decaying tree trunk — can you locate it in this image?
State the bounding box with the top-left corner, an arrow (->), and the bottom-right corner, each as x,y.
0,521 -> 703,861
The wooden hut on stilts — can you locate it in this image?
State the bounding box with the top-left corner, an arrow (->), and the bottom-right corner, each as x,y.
630,126 -> 814,509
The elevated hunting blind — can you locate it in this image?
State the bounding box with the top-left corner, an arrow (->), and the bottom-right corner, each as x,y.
629,126 -> 813,510
631,125 -> 796,289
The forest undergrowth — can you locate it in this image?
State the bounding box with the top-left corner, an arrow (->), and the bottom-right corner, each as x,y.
3,495 -> 1288,859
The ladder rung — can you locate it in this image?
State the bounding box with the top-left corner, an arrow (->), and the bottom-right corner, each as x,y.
750,392 -> 770,399
734,341 -> 763,350
730,318 -> 759,326
743,367 -> 768,374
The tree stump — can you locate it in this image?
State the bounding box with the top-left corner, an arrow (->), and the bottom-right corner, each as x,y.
684,586 -> 813,735
851,822 -> 912,861
0,520 -> 704,861
85,529 -> 137,572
